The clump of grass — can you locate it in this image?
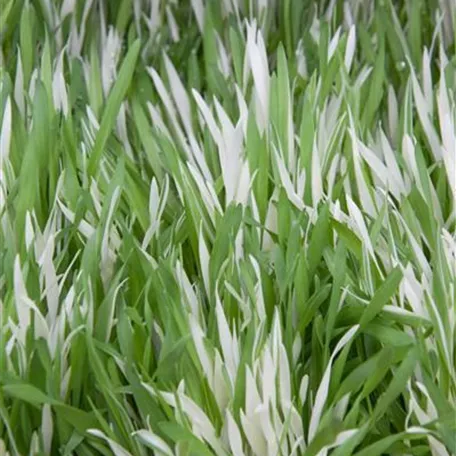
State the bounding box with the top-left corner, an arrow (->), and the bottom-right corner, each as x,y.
0,1 -> 455,455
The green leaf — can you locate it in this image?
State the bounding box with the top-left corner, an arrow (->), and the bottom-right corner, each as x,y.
307,203 -> 330,278
359,266 -> 403,329
371,347 -> 418,422
2,383 -> 53,406
159,422 -> 215,456
87,40 -> 141,176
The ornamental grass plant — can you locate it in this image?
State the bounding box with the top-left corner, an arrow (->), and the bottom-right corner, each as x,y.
0,1 -> 455,455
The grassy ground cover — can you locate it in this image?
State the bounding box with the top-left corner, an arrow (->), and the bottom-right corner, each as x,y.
0,0 -> 455,454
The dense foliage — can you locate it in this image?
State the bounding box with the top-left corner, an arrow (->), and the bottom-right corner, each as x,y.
0,0 -> 455,455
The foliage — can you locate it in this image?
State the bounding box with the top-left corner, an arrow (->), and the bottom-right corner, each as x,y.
0,0 -> 455,455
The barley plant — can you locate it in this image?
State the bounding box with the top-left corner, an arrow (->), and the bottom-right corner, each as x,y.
0,0 -> 455,455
